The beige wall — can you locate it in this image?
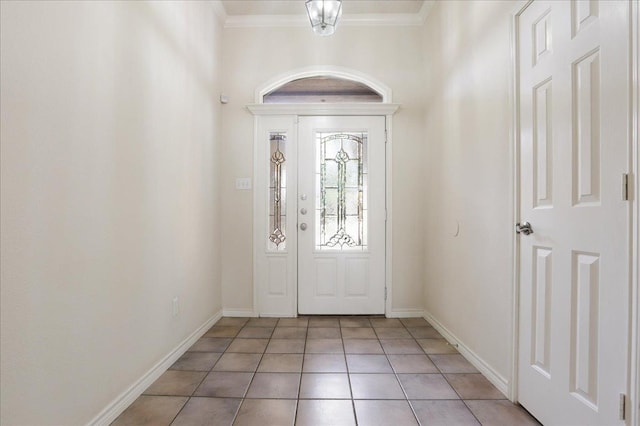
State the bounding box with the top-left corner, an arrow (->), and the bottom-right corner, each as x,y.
220,25 -> 426,314
0,1 -> 223,424
421,0 -> 516,380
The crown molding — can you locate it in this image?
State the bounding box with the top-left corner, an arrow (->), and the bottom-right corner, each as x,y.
224,13 -> 428,28
220,0 -> 436,29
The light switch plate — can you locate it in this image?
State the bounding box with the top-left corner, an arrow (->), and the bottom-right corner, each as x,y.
236,178 -> 252,190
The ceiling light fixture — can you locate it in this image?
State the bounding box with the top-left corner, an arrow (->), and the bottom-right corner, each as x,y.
305,0 -> 343,36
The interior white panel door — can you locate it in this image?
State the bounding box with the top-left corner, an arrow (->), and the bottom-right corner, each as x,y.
298,116 -> 385,315
517,1 -> 630,425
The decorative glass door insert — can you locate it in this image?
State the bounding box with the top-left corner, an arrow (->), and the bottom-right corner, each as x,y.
268,133 -> 287,251
315,132 -> 368,251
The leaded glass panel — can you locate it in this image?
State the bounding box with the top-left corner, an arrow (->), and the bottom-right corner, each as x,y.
315,132 -> 368,251
268,133 -> 286,251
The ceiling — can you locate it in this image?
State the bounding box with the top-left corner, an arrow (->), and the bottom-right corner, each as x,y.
220,1 -> 426,17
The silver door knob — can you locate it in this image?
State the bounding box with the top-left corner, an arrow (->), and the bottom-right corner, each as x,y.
516,222 -> 533,235
300,223 -> 307,231
300,208 -> 307,215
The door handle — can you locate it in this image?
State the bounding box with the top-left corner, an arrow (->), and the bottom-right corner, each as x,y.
516,222 -> 533,235
300,223 -> 308,231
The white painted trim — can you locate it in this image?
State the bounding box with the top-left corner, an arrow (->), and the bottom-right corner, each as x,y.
253,66 -> 394,104
252,114 -> 260,318
423,310 -> 510,398
509,0 -> 533,405
384,114 -> 394,318
223,13 -> 428,29
88,310 -> 223,426
247,103 -> 400,116
630,1 -> 639,424
222,309 -> 257,318
388,309 -> 424,318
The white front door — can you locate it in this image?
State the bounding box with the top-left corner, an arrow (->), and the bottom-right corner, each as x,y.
297,116 -> 386,315
517,1 -> 630,425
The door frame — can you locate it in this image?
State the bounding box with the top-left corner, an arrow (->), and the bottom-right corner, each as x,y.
248,66 -> 399,318
509,2 -> 640,424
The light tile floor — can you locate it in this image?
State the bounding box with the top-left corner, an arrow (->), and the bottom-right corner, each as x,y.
112,316 -> 540,426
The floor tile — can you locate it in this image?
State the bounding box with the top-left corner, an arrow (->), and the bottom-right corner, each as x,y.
387,354 -> 439,373
465,400 -> 540,426
266,338 -> 306,353
215,317 -> 250,327
346,354 -> 393,373
306,338 -> 344,353
350,374 -> 405,399
369,318 -> 403,328
340,317 -> 372,328
257,354 -> 303,373
170,352 -> 221,372
343,339 -> 383,354
189,337 -> 232,352
212,353 -> 262,372
430,354 -> 479,373
246,318 -> 279,327
193,372 -> 253,398
204,326 -> 241,338
277,318 -> 309,327
400,318 -> 430,327
417,338 -> 458,354
299,373 -> 351,399
296,399 -> 356,426
271,327 -> 307,339
397,373 -> 459,399
354,400 -> 418,426
236,327 -> 274,338
380,339 -> 424,354
340,327 -> 377,339
225,338 -> 268,353
115,317 -> 540,426
171,397 -> 241,426
302,354 -> 347,373
445,373 -> 505,399
374,327 -> 412,339
407,326 -> 442,339
307,327 -> 342,339
411,400 -> 480,426
245,373 -> 300,399
308,317 -> 340,328
233,399 -> 296,426
143,370 -> 206,396
111,395 -> 187,426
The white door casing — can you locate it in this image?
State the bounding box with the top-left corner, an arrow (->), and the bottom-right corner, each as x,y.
250,99 -> 398,317
298,116 -> 386,315
516,1 -> 631,425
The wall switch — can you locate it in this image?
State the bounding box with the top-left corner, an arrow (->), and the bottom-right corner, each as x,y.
172,297 -> 179,317
236,178 -> 251,190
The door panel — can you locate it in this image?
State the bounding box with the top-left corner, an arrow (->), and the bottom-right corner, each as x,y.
298,116 -> 385,315
517,1 -> 630,425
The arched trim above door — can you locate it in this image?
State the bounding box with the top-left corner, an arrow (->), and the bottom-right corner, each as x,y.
252,66 -> 395,104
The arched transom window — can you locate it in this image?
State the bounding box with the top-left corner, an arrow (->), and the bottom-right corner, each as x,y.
263,76 -> 383,104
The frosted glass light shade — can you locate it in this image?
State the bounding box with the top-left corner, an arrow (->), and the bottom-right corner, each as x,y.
305,0 -> 343,36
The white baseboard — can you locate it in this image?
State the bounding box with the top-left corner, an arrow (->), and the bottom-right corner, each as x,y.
222,309 -> 257,317
388,309 -> 425,318
88,309 -> 223,426
423,309 -> 510,397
